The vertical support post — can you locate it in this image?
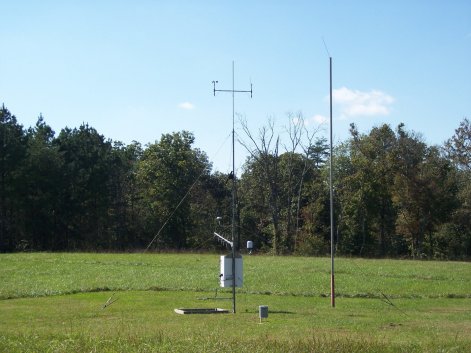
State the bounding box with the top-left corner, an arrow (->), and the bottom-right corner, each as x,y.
212,61 -> 252,314
329,57 -> 335,308
231,61 -> 237,314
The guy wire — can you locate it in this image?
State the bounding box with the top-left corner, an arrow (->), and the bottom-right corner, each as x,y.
144,132 -> 232,252
346,258 -> 409,317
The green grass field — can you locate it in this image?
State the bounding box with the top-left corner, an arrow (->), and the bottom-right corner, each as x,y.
1,253 -> 470,352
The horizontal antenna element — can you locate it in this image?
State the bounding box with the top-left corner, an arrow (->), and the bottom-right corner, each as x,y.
213,81 -> 253,98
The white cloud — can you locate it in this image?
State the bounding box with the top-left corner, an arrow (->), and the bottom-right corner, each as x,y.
311,114 -> 328,125
332,87 -> 394,119
292,114 -> 328,126
178,102 -> 195,110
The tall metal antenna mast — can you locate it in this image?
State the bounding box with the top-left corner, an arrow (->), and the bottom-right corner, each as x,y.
212,61 -> 253,314
329,56 -> 335,308
323,38 -> 335,308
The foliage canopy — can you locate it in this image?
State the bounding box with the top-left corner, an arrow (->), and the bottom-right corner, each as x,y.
1,105 -> 469,258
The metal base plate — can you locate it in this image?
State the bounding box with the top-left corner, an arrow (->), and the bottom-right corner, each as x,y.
174,308 -> 230,314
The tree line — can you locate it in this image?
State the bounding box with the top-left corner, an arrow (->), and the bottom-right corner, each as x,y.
1,105 -> 470,258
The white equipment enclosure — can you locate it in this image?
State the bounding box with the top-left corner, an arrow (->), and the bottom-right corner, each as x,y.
220,253 -> 243,287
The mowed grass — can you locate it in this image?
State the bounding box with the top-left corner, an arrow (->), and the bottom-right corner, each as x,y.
1,252 -> 470,299
0,253 -> 470,352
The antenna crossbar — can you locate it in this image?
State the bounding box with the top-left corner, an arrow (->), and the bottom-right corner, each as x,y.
212,80 -> 253,98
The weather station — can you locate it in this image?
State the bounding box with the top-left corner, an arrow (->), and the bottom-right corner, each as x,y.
211,61 -> 253,313
174,61 -> 253,315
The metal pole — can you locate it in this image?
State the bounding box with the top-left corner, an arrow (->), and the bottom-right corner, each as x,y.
329,57 -> 335,308
231,61 -> 237,314
212,62 -> 252,314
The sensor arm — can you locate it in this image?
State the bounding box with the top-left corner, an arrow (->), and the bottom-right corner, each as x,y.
214,232 -> 233,248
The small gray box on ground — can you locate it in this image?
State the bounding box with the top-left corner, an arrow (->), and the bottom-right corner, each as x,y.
259,305 -> 268,319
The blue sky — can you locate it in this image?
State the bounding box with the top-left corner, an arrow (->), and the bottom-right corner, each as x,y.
1,1 -> 470,173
